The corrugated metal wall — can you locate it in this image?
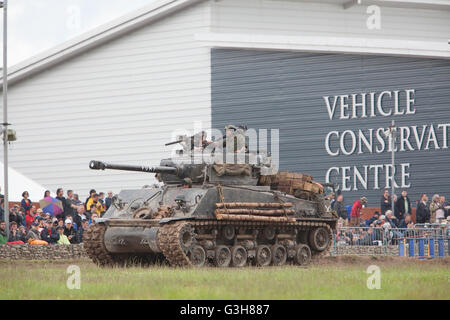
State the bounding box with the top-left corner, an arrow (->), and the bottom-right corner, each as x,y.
211,48 -> 450,206
1,2 -> 211,199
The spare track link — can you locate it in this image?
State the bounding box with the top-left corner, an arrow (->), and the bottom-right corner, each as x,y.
83,223 -> 116,266
157,220 -> 333,267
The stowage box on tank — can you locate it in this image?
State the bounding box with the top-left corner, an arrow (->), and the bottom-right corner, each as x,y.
83,128 -> 338,267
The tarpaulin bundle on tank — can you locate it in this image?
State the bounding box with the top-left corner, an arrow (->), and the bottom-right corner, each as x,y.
212,163 -> 251,176
260,171 -> 324,196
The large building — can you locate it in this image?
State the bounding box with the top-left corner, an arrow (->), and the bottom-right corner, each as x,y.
1,0 -> 450,204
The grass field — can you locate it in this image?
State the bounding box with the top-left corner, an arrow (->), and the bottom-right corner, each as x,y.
0,256 -> 448,300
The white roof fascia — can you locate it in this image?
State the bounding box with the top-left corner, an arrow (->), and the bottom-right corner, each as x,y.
195,32 -> 450,59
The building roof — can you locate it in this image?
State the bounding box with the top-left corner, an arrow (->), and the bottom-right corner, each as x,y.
1,0 -> 205,86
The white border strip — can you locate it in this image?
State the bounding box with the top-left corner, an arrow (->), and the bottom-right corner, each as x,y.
195,32 -> 450,59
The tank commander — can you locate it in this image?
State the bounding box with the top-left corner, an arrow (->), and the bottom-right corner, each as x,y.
209,125 -> 246,154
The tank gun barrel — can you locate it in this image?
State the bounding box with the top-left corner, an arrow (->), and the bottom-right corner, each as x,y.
89,160 -> 178,174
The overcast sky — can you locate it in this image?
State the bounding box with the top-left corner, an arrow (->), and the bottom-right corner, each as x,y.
1,0 -> 156,66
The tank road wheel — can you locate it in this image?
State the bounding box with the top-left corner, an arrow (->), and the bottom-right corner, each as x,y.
271,244 -> 287,266
215,245 -> 232,267
222,225 -> 235,241
178,223 -> 196,252
295,244 -> 311,266
189,245 -> 206,268
309,227 -> 330,252
231,245 -> 248,267
255,245 -> 272,267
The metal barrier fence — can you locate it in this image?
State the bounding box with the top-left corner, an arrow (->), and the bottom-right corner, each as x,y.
331,225 -> 450,258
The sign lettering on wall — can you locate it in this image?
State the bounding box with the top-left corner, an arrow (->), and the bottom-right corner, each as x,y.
323,89 -> 450,191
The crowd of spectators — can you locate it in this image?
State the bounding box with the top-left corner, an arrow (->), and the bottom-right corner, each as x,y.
0,187 -> 114,246
329,189 -> 450,246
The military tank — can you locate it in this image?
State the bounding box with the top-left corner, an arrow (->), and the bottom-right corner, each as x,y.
83,129 -> 338,267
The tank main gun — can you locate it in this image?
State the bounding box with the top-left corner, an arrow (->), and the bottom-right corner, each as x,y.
89,160 -> 178,175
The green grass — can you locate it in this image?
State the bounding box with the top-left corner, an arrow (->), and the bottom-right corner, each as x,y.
0,257 -> 448,300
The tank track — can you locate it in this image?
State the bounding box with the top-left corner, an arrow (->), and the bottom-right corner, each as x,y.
83,223 -> 116,266
157,220 -> 333,267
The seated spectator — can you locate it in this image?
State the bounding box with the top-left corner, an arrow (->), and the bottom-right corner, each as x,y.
64,219 -> 77,244
57,226 -> 71,245
65,215 -> 77,231
398,214 -> 414,229
25,207 -> 37,230
7,221 -> 25,244
358,227 -> 376,246
57,218 -> 64,229
385,210 -> 399,228
9,205 -> 23,227
40,220 -> 60,244
18,225 -> 27,241
26,222 -> 48,245
0,220 -> 7,244
90,213 -> 99,224
366,211 -> 380,227
34,208 -> 46,223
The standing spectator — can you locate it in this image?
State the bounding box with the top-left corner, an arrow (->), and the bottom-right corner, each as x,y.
416,194 -> 430,224
74,206 -> 88,230
57,226 -> 70,245
43,190 -> 51,198
105,191 -> 113,211
429,194 -> 440,224
64,219 -> 77,244
85,189 -> 96,211
350,197 -> 367,227
65,190 -> 78,220
87,193 -> 103,217
40,220 -> 60,244
0,220 -> 7,244
380,189 -> 392,215
439,196 -> 450,219
21,191 -> 33,215
55,188 -> 67,219
334,194 -> 348,223
395,190 -> 411,221
76,219 -> 89,243
73,194 -> 82,206
0,197 -> 4,222
98,192 -> 106,215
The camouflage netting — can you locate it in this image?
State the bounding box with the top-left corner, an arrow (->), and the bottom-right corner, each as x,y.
213,163 -> 251,176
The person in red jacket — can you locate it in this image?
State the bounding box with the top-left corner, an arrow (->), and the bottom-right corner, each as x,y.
25,206 -> 37,230
350,197 -> 368,227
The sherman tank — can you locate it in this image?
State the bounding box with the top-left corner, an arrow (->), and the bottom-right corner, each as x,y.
83,129 -> 338,267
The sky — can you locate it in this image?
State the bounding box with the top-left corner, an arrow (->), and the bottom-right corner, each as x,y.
0,0 -> 157,66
